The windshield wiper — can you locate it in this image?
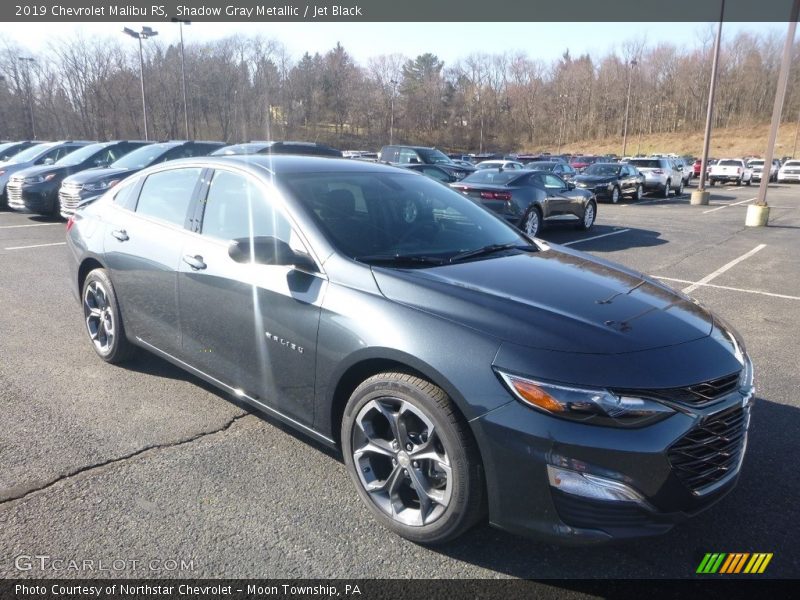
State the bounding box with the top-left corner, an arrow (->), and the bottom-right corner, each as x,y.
356,254 -> 446,267
448,242 -> 537,263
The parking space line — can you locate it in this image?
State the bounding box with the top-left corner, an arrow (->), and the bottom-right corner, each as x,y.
562,228 -> 631,246
4,242 -> 66,250
0,223 -> 61,229
703,197 -> 756,214
681,244 -> 766,294
654,276 -> 800,301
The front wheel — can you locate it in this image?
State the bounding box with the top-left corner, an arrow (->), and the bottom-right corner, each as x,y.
745,177 -> 752,186
520,206 -> 542,238
676,179 -> 684,196
341,372 -> 485,544
662,180 -> 671,197
82,269 -> 135,363
610,186 -> 620,204
577,199 -> 596,231
633,184 -> 643,201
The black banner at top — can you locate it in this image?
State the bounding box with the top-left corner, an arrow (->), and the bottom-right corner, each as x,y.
2,0 -> 799,22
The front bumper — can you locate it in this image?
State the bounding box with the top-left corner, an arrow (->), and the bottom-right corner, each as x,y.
471,386 -> 753,544
7,181 -> 59,214
777,173 -> 800,182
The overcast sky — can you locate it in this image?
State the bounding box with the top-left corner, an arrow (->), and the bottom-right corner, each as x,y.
2,21 -> 787,65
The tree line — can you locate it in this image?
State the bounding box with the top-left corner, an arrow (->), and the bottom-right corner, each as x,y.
0,28 -> 798,153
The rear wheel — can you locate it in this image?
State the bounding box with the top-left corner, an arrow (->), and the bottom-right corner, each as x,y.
633,184 -> 643,201
745,177 -> 752,186
662,180 -> 671,197
520,206 -> 542,237
341,372 -> 485,544
676,179 -> 684,196
82,269 -> 135,364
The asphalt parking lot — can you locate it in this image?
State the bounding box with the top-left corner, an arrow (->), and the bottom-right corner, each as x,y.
0,181 -> 798,580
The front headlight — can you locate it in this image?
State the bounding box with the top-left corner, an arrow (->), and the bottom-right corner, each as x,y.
496,370 -> 675,427
739,355 -> 754,393
607,183 -> 614,191
83,179 -> 118,192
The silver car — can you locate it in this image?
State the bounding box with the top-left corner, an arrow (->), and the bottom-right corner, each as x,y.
626,158 -> 684,198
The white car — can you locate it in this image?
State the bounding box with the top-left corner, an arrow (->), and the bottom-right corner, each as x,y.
475,160 -> 526,170
708,159 -> 753,186
777,159 -> 800,183
748,159 -> 780,182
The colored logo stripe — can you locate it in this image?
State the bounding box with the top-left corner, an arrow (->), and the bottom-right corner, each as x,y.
697,553 -> 773,574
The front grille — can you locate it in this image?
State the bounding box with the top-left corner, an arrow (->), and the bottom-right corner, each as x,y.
668,404 -> 749,495
6,179 -> 24,208
59,183 -> 83,217
614,371 -> 740,407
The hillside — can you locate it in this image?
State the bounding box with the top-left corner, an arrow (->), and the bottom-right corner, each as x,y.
547,122 -> 800,159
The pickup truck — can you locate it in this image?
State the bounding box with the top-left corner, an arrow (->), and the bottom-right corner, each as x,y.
708,158 -> 752,186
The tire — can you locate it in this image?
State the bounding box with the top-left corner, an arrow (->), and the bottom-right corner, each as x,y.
676,179 -> 684,196
633,184 -> 643,201
610,186 -> 620,204
709,179 -> 716,187
662,180 -> 671,197
341,372 -> 485,544
745,177 -> 752,186
735,178 -> 741,186
577,199 -> 596,231
520,206 -> 542,238
82,268 -> 136,364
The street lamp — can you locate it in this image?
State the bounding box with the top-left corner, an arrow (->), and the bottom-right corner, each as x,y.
123,26 -> 158,141
389,79 -> 397,145
622,59 -> 638,156
171,18 -> 191,140
18,56 -> 36,139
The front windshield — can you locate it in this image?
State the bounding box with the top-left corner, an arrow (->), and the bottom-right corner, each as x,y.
748,160 -> 764,166
7,143 -> 54,164
417,148 -> 453,165
279,171 -> 527,263
111,144 -> 171,169
584,164 -> 621,176
211,143 -> 265,156
55,144 -> 104,167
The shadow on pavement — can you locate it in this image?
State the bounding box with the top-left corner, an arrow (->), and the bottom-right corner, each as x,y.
544,225 -> 668,252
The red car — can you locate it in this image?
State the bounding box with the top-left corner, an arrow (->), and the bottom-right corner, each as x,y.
694,158 -> 717,176
569,155 -> 601,172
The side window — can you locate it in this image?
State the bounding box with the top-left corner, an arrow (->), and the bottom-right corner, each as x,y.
37,147 -> 63,164
159,146 -> 192,162
543,174 -> 565,189
135,167 -> 202,227
529,174 -> 545,188
422,166 -> 449,182
398,148 -> 417,164
201,170 -> 292,244
110,179 -> 138,208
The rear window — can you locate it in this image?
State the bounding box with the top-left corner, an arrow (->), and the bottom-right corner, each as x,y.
784,161 -> 800,167
719,160 -> 743,166
629,159 -> 661,169
460,170 -> 522,185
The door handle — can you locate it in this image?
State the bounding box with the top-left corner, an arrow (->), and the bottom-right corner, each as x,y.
183,254 -> 207,270
111,229 -> 129,242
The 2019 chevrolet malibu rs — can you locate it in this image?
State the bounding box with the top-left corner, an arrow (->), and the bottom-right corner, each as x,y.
66,156 -> 754,545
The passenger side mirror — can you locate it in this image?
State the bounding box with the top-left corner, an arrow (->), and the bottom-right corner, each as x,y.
567,182 -> 576,190
228,236 -> 316,271
42,157 -> 55,166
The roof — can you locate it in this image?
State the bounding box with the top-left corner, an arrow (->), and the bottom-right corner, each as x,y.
211,154 -> 409,176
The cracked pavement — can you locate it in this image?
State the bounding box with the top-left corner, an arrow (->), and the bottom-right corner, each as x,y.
0,183 -> 798,579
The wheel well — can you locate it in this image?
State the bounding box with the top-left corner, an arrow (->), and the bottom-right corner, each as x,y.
329,359 -> 430,447
78,258 -> 104,294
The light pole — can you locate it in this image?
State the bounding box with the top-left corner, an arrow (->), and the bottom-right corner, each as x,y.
792,103 -> 800,158
691,0 -> 725,205
557,94 -> 568,153
389,79 -> 397,144
123,26 -> 158,141
18,56 -> 36,139
622,59 -> 638,156
171,18 -> 191,140
748,0 -> 799,226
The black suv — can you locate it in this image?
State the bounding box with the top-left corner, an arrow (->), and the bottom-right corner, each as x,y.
8,141 -> 150,216
379,145 -> 475,180
59,141 -> 225,218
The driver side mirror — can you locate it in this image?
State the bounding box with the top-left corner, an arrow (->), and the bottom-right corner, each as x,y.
42,157 -> 55,166
567,182 -> 576,190
228,236 -> 316,271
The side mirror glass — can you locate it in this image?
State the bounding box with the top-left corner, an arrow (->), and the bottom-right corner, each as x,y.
567,182 -> 576,190
228,236 -> 316,271
43,157 -> 55,166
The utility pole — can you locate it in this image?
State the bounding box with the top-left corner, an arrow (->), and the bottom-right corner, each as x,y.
622,59 -> 638,156
171,18 -> 191,139
389,79 -> 397,144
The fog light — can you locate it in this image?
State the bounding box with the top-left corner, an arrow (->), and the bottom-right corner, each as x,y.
547,465 -> 651,507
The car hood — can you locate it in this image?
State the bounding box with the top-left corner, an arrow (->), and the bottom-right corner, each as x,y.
12,165 -> 73,180
371,246 -> 714,355
63,166 -> 134,185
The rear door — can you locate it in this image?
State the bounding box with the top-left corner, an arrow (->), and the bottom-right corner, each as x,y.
103,166 -> 204,356
540,173 -> 575,216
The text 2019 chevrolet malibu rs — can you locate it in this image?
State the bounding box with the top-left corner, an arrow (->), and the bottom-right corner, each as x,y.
66,156 -> 754,544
